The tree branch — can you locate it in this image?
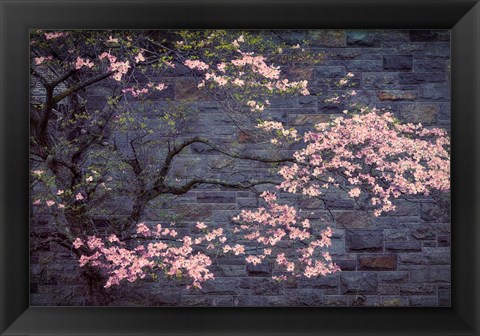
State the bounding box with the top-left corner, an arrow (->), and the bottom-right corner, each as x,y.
30,67 -> 50,87
50,69 -> 77,88
154,136 -> 292,190
53,71 -> 114,104
160,178 -> 279,195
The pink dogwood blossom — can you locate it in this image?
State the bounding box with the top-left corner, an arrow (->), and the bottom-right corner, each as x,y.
277,109 -> 450,216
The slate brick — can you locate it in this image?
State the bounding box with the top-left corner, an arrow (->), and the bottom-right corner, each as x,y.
383,55 -> 413,71
346,230 -> 383,252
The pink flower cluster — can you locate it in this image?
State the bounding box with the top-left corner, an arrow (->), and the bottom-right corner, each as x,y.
98,52 -> 130,81
122,87 -> 148,98
134,52 -> 145,63
34,56 -> 53,65
233,191 -> 340,279
184,59 -> 209,71
231,52 -> 281,80
184,42 -> 310,113
74,222 -> 235,289
278,110 -> 450,216
122,83 -> 167,98
98,52 -> 117,63
44,32 -> 67,40
75,57 -> 94,70
109,61 -> 130,81
204,72 -> 229,86
106,35 -> 119,43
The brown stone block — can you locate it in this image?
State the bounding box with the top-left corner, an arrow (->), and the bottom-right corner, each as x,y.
378,90 -> 416,101
358,254 -> 397,271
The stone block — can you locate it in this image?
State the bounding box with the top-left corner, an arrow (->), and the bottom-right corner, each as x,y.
376,217 -> 421,230
236,198 -> 258,209
420,202 -> 450,222
288,114 -> 333,126
252,278 -> 283,295
211,296 -> 235,306
315,66 -> 346,78
418,83 -> 450,101
181,295 -> 233,306
402,265 -> 450,283
282,67 -> 314,81
266,296 -> 289,306
398,103 -> 437,124
399,251 -> 450,265
317,97 -> 346,114
398,72 -> 445,84
346,30 -> 408,47
377,90 -> 417,101
197,191 -> 236,203
340,272 -> 378,294
413,59 -> 447,72
299,96 -> 317,108
212,210 -> 238,223
214,265 -> 247,277
268,97 -> 299,108
150,287 -> 182,305
234,295 -> 269,306
438,290 -> 451,306
396,42 -> 450,59
383,55 -> 413,71
400,284 -> 436,295
324,295 -> 356,306
175,78 -> 210,101
335,211 -> 375,229
308,30 -> 346,47
323,195 -> 354,209
332,259 -> 357,271
236,191 -> 252,198
383,229 -> 409,241
437,235 -> 450,247
363,73 -> 399,89
345,60 -> 383,72
299,274 -> 339,289
199,278 -> 240,295
174,204 -> 212,221
409,225 -> 436,240
380,296 -> 409,306
385,241 -> 422,253
409,296 -> 438,307
357,254 -> 397,271
345,229 -> 383,252
378,284 -> 400,295
379,271 -> 410,283
287,289 -> 324,306
246,262 -> 272,277
326,48 -> 384,60
409,30 -> 450,42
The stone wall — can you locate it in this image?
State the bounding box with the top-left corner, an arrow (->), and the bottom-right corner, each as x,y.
30,30 -> 451,306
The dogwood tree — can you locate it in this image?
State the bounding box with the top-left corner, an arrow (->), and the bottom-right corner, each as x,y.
30,30 -> 450,298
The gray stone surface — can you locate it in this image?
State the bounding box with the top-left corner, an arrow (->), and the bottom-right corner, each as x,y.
346,230 -> 383,252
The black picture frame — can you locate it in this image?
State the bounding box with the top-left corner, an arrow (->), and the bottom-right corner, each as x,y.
1,0 -> 479,335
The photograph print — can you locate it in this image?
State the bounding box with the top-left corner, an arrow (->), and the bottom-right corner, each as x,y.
30,29 -> 451,306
